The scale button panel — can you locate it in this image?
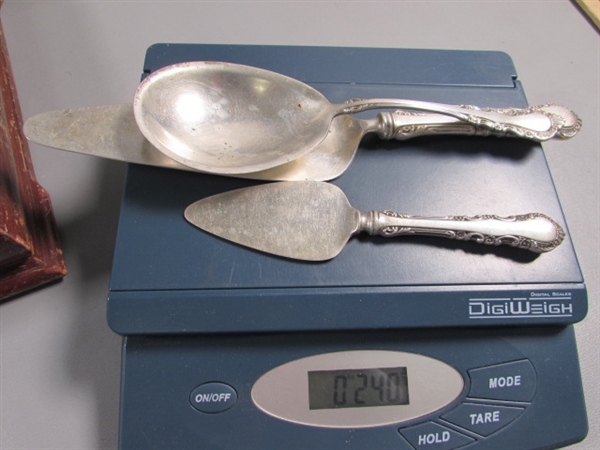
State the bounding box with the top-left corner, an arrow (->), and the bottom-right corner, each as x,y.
441,403 -> 525,436
399,421 -> 475,450
189,382 -> 238,413
468,359 -> 536,402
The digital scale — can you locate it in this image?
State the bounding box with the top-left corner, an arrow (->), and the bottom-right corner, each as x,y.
106,44 -> 588,449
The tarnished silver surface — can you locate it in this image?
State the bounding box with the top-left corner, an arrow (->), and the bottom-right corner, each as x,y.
133,61 -> 574,174
24,102 -> 581,182
376,104 -> 581,141
362,211 -> 564,254
184,181 -> 565,261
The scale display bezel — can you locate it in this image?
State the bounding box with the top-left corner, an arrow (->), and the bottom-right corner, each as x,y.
251,350 -> 464,428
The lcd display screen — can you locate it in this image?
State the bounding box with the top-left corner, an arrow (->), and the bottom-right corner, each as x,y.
308,367 -> 409,410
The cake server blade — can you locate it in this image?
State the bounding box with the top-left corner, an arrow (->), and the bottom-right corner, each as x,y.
23,104 -> 191,171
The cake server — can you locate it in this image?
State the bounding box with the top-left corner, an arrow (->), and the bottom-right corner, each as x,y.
184,181 -> 565,261
23,102 -> 580,182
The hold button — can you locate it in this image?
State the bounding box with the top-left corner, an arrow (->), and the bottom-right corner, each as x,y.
190,382 -> 238,413
399,422 -> 475,450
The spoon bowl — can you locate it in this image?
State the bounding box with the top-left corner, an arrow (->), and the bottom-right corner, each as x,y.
133,61 -> 332,174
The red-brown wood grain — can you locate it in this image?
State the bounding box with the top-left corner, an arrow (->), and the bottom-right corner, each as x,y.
0,0 -> 67,301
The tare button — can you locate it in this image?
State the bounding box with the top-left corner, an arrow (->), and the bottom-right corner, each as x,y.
468,359 -> 536,402
399,422 -> 475,450
190,382 -> 238,413
441,403 -> 525,436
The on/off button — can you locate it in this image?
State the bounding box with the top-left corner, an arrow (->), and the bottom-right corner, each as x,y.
190,382 -> 238,413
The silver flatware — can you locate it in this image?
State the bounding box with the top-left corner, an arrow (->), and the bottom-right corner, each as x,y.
133,61 -> 571,174
184,181 -> 565,261
24,102 -> 580,181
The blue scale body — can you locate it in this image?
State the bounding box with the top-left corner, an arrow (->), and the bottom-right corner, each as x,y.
107,44 -> 588,449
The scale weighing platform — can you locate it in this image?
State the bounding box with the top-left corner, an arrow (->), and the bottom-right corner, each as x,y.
106,44 -> 588,449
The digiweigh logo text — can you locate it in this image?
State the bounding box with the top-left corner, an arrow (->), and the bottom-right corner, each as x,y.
468,292 -> 573,319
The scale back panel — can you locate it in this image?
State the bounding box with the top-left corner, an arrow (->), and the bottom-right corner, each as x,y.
107,44 -> 586,335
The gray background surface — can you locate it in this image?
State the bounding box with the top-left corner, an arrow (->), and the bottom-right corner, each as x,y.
0,1 -> 597,449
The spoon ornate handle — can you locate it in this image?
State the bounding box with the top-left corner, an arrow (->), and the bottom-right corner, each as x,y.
340,99 -> 569,142
375,104 -> 581,142
358,211 -> 564,253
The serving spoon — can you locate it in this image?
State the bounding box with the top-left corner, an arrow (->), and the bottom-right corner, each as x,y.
134,61 -> 569,175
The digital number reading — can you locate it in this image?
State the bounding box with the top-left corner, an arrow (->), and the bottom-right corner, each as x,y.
308,367 -> 409,410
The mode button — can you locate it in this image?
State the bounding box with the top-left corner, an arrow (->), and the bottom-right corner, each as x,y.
468,359 -> 536,402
